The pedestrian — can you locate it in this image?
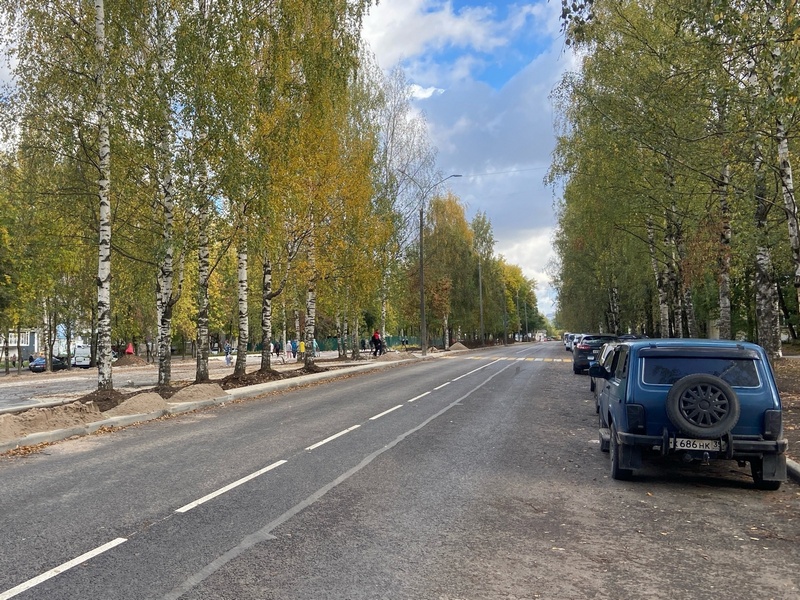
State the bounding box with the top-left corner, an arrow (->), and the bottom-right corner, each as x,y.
291,339 -> 298,358
371,329 -> 382,357
299,339 -> 306,360
11,354 -> 16,367
313,338 -> 319,357
224,341 -> 232,366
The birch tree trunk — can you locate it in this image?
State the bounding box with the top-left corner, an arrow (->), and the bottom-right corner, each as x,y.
683,287 -> 698,338
754,147 -> 782,360
607,285 -> 620,334
647,216 -> 670,337
776,118 -> 800,311
766,0 -> 800,317
350,314 -> 359,360
717,163 -> 732,339
233,238 -> 249,377
94,0 -> 113,391
380,272 -> 388,342
336,313 -> 343,357
191,0 -> 212,383
155,7 -> 179,386
666,207 -> 683,338
259,251 -> 273,371
304,231 -> 317,368
195,185 -> 211,383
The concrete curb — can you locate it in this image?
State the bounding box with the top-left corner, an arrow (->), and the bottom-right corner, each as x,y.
0,361 -> 399,454
787,458 -> 800,484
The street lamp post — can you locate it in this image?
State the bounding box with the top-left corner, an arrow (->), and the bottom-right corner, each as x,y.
478,258 -> 484,345
416,173 -> 461,356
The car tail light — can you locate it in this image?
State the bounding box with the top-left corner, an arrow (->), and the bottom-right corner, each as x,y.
577,342 -> 591,350
626,404 -> 646,434
763,410 -> 782,440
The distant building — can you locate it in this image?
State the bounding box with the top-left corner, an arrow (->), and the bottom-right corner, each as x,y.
0,330 -> 39,361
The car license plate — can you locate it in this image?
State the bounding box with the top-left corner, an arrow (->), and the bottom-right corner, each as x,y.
672,438 -> 721,451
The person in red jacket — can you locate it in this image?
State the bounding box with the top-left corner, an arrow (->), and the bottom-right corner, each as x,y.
371,329 -> 382,357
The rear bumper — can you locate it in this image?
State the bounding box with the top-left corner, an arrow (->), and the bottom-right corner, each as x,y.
617,431 -> 788,457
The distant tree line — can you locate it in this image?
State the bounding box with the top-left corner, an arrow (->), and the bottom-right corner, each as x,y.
551,0 -> 799,359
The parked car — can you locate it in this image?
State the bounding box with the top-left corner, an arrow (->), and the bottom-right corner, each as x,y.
564,333 -> 574,351
572,334 -> 617,374
592,339 -> 787,489
71,344 -> 92,368
29,356 -> 68,373
590,341 -> 618,410
566,333 -> 582,352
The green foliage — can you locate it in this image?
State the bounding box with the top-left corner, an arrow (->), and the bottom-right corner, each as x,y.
551,0 -> 800,339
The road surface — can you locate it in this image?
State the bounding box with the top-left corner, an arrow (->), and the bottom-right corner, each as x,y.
1,343 -> 798,599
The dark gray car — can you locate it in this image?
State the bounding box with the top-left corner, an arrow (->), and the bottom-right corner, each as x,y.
572,334 -> 618,374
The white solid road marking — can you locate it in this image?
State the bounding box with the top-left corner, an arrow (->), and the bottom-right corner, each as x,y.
452,361 -> 496,381
433,382 -> 451,390
407,391 -> 430,402
369,405 -> 403,420
0,538 -> 128,600
175,460 -> 288,513
305,425 -> 361,451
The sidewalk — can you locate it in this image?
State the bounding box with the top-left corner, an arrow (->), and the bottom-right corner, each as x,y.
0,350 -> 431,454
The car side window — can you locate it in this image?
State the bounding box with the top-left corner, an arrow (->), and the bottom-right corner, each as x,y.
611,347 -> 629,380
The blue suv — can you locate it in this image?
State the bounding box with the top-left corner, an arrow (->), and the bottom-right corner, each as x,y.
590,339 -> 787,490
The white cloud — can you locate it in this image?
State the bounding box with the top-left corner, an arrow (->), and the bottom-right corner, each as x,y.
364,0 -> 513,70
363,0 -> 574,319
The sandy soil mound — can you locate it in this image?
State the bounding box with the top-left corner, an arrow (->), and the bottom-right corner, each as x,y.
115,354 -> 149,367
449,342 -> 468,351
104,392 -> 169,417
376,352 -> 408,362
169,383 -> 227,403
0,402 -> 102,443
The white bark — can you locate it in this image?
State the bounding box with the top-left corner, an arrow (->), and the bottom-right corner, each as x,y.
195,185 -> 210,382
684,287 -> 698,339
233,238 -> 249,376
717,163 -> 732,339
755,247 -> 782,360
766,0 -> 800,315
776,118 -> 800,310
95,0 -> 113,390
155,5 -> 179,387
260,252 -> 274,371
754,146 -> 782,360
304,229 -> 317,367
647,216 -> 670,337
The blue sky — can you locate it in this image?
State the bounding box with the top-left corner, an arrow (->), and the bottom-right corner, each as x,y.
363,0 -> 576,317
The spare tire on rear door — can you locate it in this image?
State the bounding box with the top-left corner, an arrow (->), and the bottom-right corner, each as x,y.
666,374 -> 740,439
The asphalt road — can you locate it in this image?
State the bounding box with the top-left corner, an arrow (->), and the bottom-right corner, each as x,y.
1,343 -> 798,599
